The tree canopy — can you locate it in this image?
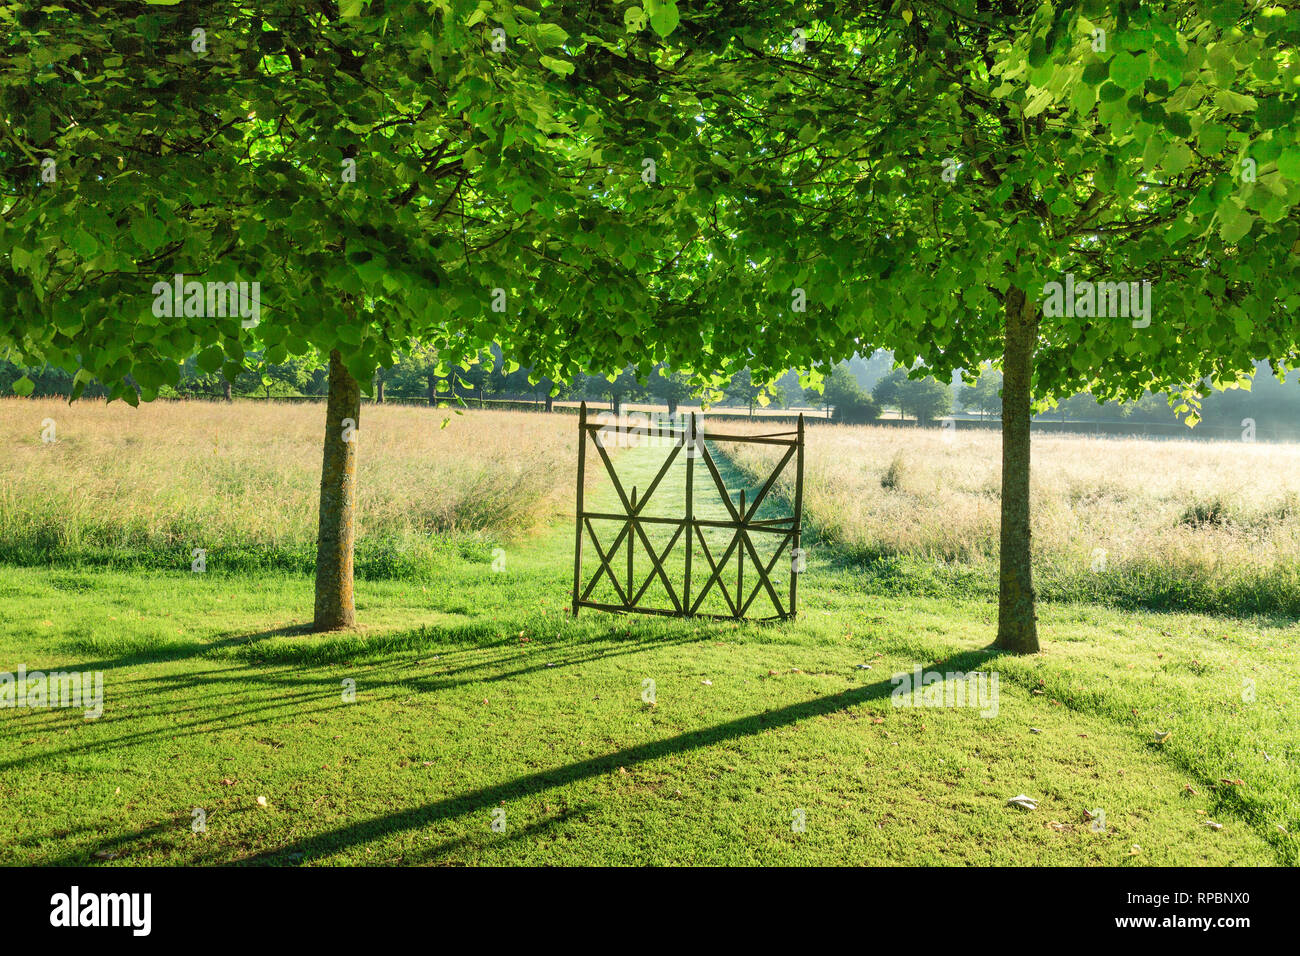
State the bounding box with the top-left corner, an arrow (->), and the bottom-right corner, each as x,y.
5,1 -> 1298,646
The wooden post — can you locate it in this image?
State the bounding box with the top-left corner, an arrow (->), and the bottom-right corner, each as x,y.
628,486 -> 636,601
683,412 -> 694,616
790,413 -> 805,620
737,488 -> 745,618
572,401 -> 587,617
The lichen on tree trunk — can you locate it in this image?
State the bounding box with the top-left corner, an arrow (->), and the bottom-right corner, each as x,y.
313,349 -> 360,631
995,286 -> 1040,654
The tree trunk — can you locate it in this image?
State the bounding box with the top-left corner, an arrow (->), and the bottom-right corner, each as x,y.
545,393 -> 554,412
995,287 -> 1040,654
375,372 -> 385,404
667,397 -> 677,417
223,380 -> 232,403
313,350 -> 360,631
428,376 -> 436,407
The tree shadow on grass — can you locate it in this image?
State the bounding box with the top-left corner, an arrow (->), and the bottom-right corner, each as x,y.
49,623 -> 317,674
231,651 -> 1002,866
0,618 -> 714,770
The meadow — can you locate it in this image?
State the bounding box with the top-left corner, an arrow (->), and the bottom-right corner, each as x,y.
0,398 -> 1296,865
725,421 -> 1300,617
0,398 -> 575,577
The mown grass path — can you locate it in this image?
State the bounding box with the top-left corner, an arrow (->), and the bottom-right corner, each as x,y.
0,440 -> 1294,865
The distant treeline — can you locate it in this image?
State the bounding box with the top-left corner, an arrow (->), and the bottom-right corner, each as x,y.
6,347 -> 1300,437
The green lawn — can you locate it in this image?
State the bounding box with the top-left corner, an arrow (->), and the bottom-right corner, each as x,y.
1,443 -> 1295,865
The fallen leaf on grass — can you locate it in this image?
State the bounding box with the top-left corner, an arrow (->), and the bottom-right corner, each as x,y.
1006,795 -> 1038,810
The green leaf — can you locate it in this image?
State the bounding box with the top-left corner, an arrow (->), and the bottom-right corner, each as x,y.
1162,142 -> 1192,176
1081,60 -> 1109,85
12,375 -> 34,397
196,345 -> 224,373
1109,52 -> 1149,91
646,0 -> 681,38
539,55 -> 573,76
1218,202 -> 1254,244
1277,148 -> 1300,183
69,228 -> 99,258
1162,112 -> 1192,138
1198,122 -> 1228,154
1098,82 -> 1125,103
1214,90 -> 1257,114
534,23 -> 569,49
130,216 -> 166,253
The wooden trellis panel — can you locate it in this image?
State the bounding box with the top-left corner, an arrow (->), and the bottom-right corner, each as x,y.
571,402 -> 805,621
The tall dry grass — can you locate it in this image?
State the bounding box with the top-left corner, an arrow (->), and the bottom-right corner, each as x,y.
0,398 -> 577,574
721,420 -> 1300,615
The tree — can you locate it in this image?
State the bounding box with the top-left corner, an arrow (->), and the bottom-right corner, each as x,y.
237,354 -> 318,399
961,367 -> 1003,421
387,349 -> 443,407
581,367 -> 644,416
900,377 -> 953,427
647,365 -> 696,416
871,370 -> 908,420
1,3 -> 779,631
823,365 -> 880,423
459,355 -> 491,408
724,368 -> 762,417
872,369 -> 950,424
802,382 -> 830,418
644,2 -> 1300,653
